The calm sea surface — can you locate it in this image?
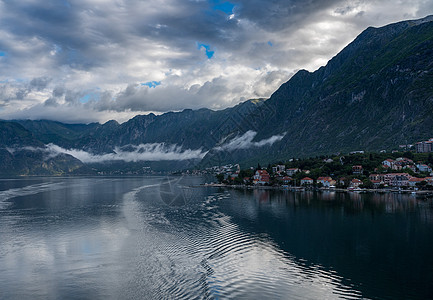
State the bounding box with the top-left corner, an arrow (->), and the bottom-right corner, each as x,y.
0,176 -> 432,299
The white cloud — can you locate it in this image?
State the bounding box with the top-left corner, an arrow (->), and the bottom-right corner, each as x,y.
215,130 -> 285,151
0,0 -> 432,122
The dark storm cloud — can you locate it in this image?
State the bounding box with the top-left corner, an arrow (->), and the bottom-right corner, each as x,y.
0,0 -> 336,71
30,77 -> 51,91
0,0 -> 233,67
234,0 -> 342,31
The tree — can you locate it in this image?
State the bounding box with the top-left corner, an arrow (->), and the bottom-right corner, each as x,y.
416,181 -> 427,189
403,151 -> 414,160
405,168 -> 416,176
428,153 -> 433,165
233,176 -> 243,185
239,169 -> 253,178
360,179 -> 373,189
215,173 -> 224,183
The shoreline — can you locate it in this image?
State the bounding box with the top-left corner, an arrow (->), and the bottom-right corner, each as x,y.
201,183 -> 433,196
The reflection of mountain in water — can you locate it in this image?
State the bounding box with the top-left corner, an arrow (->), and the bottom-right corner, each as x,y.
218,189 -> 433,300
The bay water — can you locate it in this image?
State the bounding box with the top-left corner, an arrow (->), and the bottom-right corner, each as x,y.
0,176 -> 432,299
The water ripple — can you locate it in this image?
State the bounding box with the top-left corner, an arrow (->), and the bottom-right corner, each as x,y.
3,178 -> 428,299
129,188 -> 368,299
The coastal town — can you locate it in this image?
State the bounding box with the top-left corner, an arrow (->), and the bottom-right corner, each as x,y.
208,138 -> 433,191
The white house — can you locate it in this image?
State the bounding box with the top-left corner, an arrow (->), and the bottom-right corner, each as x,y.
286,168 -> 300,176
417,164 -> 432,173
382,159 -> 399,170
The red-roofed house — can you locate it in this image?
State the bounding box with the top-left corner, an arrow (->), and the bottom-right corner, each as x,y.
317,176 -> 331,184
408,177 -> 425,187
254,170 -> 270,185
317,177 -> 336,187
278,176 -> 292,184
301,177 -> 313,185
382,159 -> 401,170
350,179 -> 363,188
382,159 -> 394,168
390,173 -> 412,187
417,164 -> 432,173
369,174 -> 379,181
352,165 -> 363,175
370,180 -> 383,188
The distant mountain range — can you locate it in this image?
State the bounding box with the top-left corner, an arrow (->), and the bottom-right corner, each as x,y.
1,16 -> 433,175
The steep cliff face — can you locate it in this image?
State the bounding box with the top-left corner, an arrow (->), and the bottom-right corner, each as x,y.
244,16 -> 433,162
198,16 -> 433,166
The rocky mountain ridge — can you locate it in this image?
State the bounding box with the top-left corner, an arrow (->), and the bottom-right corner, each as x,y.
1,16 -> 433,174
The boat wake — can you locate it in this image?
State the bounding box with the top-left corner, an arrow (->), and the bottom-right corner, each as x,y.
0,182 -> 65,208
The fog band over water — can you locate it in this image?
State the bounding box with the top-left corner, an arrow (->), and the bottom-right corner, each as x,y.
215,130 -> 285,151
7,143 -> 208,163
5,131 -> 285,164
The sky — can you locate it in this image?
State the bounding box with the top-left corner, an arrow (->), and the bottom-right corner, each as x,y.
0,0 -> 433,124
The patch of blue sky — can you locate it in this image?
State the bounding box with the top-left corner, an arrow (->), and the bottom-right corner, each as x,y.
141,81 -> 161,88
2,78 -> 25,83
53,44 -> 62,53
62,0 -> 71,8
67,48 -> 81,65
80,91 -> 100,103
0,51 -> 6,56
211,1 -> 235,14
197,43 -> 215,59
268,41 -> 273,46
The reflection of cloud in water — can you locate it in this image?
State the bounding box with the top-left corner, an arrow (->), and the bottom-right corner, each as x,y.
200,192 -> 364,299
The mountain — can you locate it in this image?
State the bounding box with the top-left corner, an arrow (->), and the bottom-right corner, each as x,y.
0,120 -> 43,148
203,15 -> 433,166
14,120 -> 99,147
0,148 -> 91,176
2,16 -> 433,173
4,99 -> 266,174
0,121 -> 92,176
16,98 -> 266,153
